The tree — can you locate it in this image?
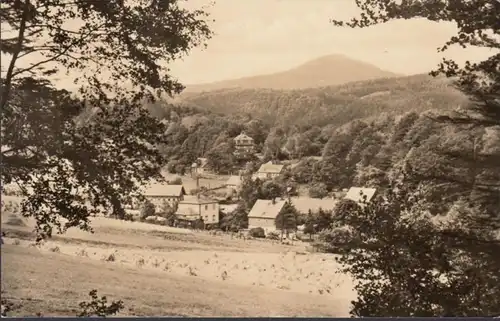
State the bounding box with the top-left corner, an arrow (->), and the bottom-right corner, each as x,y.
205,141 -> 236,174
1,0 -> 212,240
140,200 -> 155,220
239,177 -> 263,210
261,180 -> 285,201
308,183 -> 328,199
327,183 -> 500,317
219,204 -> 248,232
159,200 -> 176,226
315,207 -> 334,232
331,0 -> 499,128
303,210 -> 316,240
332,3 -> 500,316
274,202 -> 298,240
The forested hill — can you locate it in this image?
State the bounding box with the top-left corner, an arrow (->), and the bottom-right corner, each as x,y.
174,74 -> 468,128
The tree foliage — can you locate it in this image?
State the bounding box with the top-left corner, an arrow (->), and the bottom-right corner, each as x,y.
0,0 -> 212,240
140,200 -> 156,220
328,183 -> 500,316
77,290 -> 124,318
274,202 -> 298,237
331,0 -> 499,127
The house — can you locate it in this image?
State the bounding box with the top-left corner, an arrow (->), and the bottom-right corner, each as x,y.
175,195 -> 220,225
143,184 -> 186,210
253,161 -> 284,180
344,187 -> 377,204
247,199 -> 287,233
191,157 -> 209,175
290,196 -> 337,215
233,132 -> 255,155
225,175 -> 243,190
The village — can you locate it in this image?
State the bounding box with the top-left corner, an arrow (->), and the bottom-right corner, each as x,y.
135,131 -> 376,239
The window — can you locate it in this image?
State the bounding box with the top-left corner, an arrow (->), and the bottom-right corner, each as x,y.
205,205 -> 208,210
212,215 -> 216,221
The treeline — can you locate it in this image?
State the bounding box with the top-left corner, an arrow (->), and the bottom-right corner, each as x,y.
178,74 -> 468,128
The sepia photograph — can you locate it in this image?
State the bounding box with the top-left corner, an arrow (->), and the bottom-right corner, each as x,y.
1,0 -> 499,317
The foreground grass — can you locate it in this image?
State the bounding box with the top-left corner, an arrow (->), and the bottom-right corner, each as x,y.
1,245 -> 350,317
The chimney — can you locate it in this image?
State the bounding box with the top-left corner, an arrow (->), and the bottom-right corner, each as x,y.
196,174 -> 200,201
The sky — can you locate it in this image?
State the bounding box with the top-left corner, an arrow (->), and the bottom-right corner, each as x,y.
168,0 -> 495,85
1,0 -> 496,88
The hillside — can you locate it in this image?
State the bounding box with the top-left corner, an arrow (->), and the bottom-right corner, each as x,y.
176,74 -> 469,127
182,54 -> 400,93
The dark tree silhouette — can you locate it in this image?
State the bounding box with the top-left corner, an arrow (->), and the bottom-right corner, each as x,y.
1,0 -> 212,240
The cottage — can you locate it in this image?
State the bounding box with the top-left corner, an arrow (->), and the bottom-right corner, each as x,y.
175,196 -> 220,224
254,161 -> 284,180
191,157 -> 209,175
344,187 -> 377,204
143,184 -> 186,210
225,175 -> 243,190
233,132 -> 255,155
247,199 -> 287,233
290,196 -> 337,215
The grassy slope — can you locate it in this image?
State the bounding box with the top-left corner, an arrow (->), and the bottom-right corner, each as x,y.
1,206 -> 355,317
2,245 -> 350,317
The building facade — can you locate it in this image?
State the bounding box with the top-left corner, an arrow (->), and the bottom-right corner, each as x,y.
234,132 -> 255,155
175,196 -> 220,225
143,184 -> 186,210
247,199 -> 287,233
253,161 -> 284,180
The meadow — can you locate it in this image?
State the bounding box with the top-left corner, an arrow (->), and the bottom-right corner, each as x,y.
1,195 -> 356,317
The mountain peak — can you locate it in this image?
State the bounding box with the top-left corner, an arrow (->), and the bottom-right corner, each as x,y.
182,54 -> 400,93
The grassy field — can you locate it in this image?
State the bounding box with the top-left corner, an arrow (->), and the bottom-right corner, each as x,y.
1,196 -> 356,317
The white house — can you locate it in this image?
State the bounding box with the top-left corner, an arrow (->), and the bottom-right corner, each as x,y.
247,199 -> 287,233
143,184 -> 186,210
175,196 -> 220,225
253,161 -> 284,180
233,132 -> 255,155
344,187 -> 377,204
225,175 -> 243,190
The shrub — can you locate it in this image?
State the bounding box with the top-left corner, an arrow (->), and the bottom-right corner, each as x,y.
77,290 -> 124,317
168,177 -> 182,185
266,231 -> 280,240
249,227 -> 265,238
140,200 -> 155,219
308,183 -> 329,199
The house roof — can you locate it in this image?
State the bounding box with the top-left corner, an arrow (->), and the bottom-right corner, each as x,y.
234,133 -> 253,141
290,196 -> 337,214
220,204 -> 239,214
144,184 -> 186,197
226,175 -> 242,186
248,199 -> 287,219
179,195 -> 218,205
344,187 -> 377,203
175,205 -> 200,216
257,161 -> 284,174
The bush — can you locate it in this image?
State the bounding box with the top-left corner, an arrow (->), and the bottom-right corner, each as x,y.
77,290 -> 124,317
249,227 -> 265,238
266,231 -> 280,240
168,177 -> 182,185
308,183 -> 329,198
140,200 -> 155,219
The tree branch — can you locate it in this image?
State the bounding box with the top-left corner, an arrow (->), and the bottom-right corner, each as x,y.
0,0 -> 31,111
